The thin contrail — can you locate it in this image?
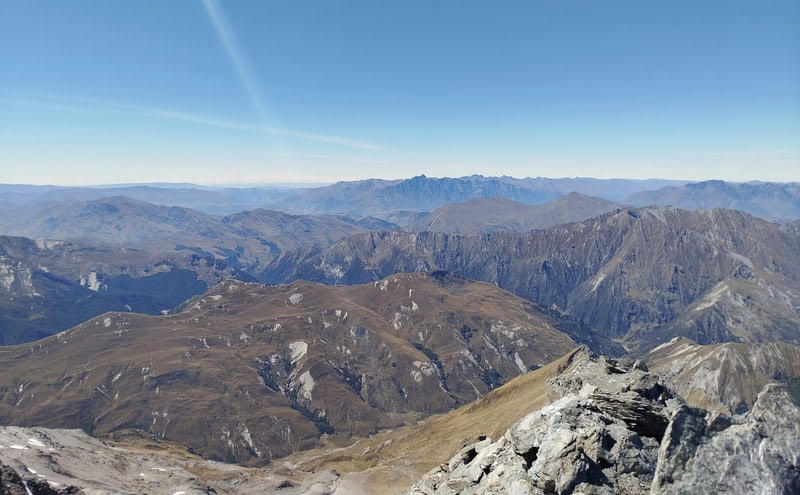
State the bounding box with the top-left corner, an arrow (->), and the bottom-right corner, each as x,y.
0,95 -> 383,151
200,0 -> 270,123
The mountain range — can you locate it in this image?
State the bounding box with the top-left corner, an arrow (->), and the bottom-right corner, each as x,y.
4,177 -> 798,222
262,207 -> 800,352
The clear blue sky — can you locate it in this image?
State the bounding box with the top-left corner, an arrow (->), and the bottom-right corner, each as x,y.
1,0 -> 798,185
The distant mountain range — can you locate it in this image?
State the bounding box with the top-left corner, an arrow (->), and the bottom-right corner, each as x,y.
627,180 -> 800,221
3,177 -> 798,222
267,175 -> 681,216
406,193 -> 621,234
3,202 -> 799,350
0,196 -> 374,275
1,175 -> 799,493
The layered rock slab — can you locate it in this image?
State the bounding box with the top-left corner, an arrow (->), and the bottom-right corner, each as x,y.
407,350 -> 799,494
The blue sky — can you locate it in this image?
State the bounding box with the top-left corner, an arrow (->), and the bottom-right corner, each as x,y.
1,0 -> 798,185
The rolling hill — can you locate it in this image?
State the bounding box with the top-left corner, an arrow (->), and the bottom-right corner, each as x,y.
0,273 -> 576,465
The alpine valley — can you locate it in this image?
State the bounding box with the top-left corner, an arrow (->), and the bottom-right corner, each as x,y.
1,176 -> 799,494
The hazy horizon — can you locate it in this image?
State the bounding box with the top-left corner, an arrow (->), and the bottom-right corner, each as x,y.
5,174 -> 791,190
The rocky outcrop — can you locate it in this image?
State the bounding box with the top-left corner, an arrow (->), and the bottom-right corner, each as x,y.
0,461 -> 80,495
653,384 -> 800,494
406,349 -> 800,494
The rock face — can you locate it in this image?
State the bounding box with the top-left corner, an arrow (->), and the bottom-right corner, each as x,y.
406,349 -> 800,494
0,460 -> 80,495
652,384 -> 800,494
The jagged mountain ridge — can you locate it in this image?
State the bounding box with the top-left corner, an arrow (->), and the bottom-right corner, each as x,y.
262,207 -> 800,351
0,273 -> 576,465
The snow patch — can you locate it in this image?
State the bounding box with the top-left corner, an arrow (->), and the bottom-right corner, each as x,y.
80,271 -> 102,291
298,370 -> 315,400
28,438 -> 44,447
590,272 -> 606,293
694,283 -> 728,311
288,293 -> 304,305
289,341 -> 308,363
513,352 -> 527,374
239,424 -> 262,457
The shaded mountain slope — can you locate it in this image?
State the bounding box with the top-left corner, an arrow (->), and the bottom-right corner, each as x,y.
407,193 -> 620,234
626,180 -> 800,221
0,273 -> 575,465
263,207 -> 800,351
0,235 -> 247,345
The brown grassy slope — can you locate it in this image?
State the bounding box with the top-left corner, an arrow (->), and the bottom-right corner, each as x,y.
0,273 -> 575,466
285,349 -> 580,493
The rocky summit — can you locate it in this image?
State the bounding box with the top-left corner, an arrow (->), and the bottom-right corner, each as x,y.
406,348 -> 800,495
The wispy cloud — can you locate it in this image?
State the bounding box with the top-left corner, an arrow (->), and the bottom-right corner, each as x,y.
0,94 -> 383,150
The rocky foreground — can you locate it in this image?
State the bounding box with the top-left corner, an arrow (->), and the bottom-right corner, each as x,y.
407,349 -> 800,494
1,347 -> 797,494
